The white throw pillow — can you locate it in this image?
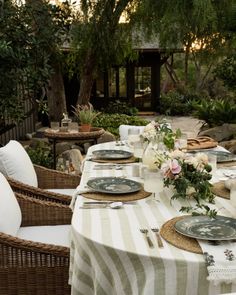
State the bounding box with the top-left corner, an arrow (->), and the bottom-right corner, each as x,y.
0,140 -> 38,187
119,125 -> 145,141
0,172 -> 22,236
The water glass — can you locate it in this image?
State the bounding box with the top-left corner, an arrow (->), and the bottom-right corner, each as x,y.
50,121 -> 60,132
143,169 -> 164,200
68,122 -> 79,132
175,133 -> 188,150
230,187 -> 236,207
127,128 -> 140,147
133,141 -> 144,159
208,154 -> 217,175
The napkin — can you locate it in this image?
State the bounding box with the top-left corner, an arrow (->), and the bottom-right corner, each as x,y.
69,185 -> 91,210
199,240 -> 236,285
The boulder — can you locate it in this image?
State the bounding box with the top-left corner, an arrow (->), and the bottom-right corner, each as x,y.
219,140 -> 236,154
97,131 -> 116,144
60,149 -> 84,173
56,142 -> 73,155
199,124 -> 236,142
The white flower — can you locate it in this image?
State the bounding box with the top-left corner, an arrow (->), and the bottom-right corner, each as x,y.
195,153 -> 208,165
185,156 -> 199,168
141,122 -> 158,142
170,149 -> 185,159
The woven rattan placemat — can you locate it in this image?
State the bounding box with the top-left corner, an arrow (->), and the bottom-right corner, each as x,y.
91,156 -> 137,164
160,216 -> 202,254
82,188 -> 151,202
211,181 -> 230,199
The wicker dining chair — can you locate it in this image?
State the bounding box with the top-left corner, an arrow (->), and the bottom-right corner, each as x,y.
0,191 -> 72,295
0,141 -> 81,205
7,164 -> 81,205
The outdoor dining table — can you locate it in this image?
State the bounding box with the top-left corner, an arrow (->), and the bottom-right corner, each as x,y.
69,141 -> 236,295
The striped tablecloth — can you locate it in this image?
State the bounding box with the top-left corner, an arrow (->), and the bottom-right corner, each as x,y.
69,142 -> 236,295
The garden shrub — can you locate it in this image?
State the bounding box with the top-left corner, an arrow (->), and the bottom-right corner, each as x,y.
93,113 -> 149,137
192,97 -> 236,127
159,91 -> 195,116
26,141 -> 53,168
102,100 -> 138,116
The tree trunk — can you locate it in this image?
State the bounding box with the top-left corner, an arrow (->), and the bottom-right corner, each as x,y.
77,52 -> 96,106
77,73 -> 94,105
184,44 -> 191,86
46,62 -> 67,122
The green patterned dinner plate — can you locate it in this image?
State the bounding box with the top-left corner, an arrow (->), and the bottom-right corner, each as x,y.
174,215 -> 236,241
87,177 -> 141,194
92,150 -> 133,160
206,151 -> 236,163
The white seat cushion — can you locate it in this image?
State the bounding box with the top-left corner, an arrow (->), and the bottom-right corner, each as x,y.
0,140 -> 38,187
0,173 -> 22,236
47,189 -> 76,196
119,125 -> 145,141
17,224 -> 70,247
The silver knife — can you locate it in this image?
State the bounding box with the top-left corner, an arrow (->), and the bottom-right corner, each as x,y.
83,201 -> 136,205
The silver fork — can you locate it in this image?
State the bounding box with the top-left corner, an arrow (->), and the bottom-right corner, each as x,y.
140,229 -> 154,248
151,228 -> 164,248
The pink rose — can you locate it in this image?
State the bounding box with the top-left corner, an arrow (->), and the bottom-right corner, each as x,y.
170,159 -> 181,174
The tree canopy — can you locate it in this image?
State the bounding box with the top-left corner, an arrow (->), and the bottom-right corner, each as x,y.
1,0 -> 236,124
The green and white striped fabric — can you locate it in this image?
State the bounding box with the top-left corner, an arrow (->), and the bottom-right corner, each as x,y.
69,142 -> 236,295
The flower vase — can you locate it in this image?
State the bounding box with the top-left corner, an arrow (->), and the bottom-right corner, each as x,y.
142,141 -> 158,170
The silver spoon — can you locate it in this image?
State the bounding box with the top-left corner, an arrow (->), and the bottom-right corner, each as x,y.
80,201 -> 124,209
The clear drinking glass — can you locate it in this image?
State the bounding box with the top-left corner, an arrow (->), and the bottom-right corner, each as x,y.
208,154 -> 217,175
68,122 -> 79,132
127,128 -> 140,148
230,183 -> 236,207
143,169 -> 164,200
175,133 -> 188,150
50,121 -> 60,132
133,141 -> 144,159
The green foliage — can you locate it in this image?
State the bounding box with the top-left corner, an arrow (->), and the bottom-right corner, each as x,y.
69,0 -> 136,77
192,98 -> 236,127
93,113 -> 148,136
0,0 -> 73,124
159,91 -> 197,116
102,100 -> 138,116
26,141 -> 53,169
163,153 -> 216,216
160,124 -> 181,151
214,54 -> 236,90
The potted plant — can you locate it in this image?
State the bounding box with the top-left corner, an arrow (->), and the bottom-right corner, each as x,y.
72,103 -> 100,132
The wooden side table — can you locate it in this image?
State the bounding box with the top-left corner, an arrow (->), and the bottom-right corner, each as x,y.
44,127 -> 105,169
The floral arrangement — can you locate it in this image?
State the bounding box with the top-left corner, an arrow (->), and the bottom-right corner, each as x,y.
161,150 -> 217,217
140,120 -> 181,150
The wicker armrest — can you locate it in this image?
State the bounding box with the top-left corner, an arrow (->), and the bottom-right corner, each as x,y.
7,177 -> 72,205
16,193 -> 72,227
0,232 -> 70,294
0,231 -> 69,258
34,164 -> 81,189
